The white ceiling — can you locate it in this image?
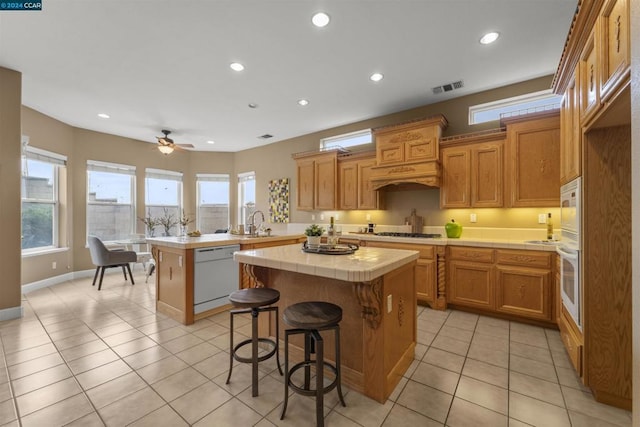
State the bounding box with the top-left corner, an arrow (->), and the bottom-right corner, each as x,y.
0,0 -> 577,152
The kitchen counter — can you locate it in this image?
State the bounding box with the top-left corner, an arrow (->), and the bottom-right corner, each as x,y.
346,233 -> 559,251
237,243 -> 419,403
146,233 -> 305,249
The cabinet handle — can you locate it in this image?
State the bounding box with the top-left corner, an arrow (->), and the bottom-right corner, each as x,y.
169,267 -> 172,280
615,15 -> 621,53
519,284 -> 526,299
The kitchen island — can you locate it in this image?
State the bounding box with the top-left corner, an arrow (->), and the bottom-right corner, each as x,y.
234,243 -> 419,403
146,234 -> 305,324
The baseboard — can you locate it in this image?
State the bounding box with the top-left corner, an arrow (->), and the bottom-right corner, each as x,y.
0,305 -> 23,321
21,269 -> 116,294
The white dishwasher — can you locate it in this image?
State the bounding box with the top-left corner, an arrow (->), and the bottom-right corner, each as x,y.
193,244 -> 240,314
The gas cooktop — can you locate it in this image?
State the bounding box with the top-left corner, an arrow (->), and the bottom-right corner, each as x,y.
374,232 -> 442,238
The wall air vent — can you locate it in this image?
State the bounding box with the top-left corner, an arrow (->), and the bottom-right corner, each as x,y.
432,80 -> 464,95
258,134 -> 273,139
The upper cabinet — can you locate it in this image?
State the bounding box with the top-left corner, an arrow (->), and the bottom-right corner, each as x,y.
370,116 -> 447,190
599,0 -> 630,102
338,152 -> 381,210
440,131 -> 505,209
560,73 -> 581,184
503,112 -> 561,207
293,150 -> 338,211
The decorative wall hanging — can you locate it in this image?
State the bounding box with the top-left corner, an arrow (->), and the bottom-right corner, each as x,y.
268,178 -> 289,223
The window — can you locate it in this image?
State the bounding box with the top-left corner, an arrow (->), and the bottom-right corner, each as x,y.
320,129 -> 372,151
87,160 -> 136,242
21,146 -> 66,252
145,168 -> 183,236
196,174 -> 230,233
238,172 -> 255,226
469,90 -> 562,125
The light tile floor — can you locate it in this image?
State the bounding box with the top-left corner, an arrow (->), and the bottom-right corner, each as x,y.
0,271 -> 633,426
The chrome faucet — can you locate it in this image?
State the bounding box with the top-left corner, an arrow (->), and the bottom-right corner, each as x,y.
248,210 -> 265,237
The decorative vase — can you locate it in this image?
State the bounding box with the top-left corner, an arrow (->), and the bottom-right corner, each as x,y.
180,224 -> 187,237
307,235 -> 321,248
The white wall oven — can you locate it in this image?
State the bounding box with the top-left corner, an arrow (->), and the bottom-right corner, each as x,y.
557,177 -> 581,330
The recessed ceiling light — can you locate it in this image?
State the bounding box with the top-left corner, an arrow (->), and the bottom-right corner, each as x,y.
312,12 -> 330,28
207,140 -> 215,144
370,73 -> 384,82
97,113 -> 110,119
230,62 -> 245,71
248,103 -> 258,109
479,32 -> 500,45
298,99 -> 309,106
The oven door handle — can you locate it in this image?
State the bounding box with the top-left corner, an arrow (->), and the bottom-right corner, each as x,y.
556,245 -> 578,260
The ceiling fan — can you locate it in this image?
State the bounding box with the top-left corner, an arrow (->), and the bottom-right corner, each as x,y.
156,129 -> 194,154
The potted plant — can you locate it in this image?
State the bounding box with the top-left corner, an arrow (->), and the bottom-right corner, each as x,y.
138,211 -> 159,237
159,207 -> 179,236
305,224 -> 324,248
178,209 -> 194,237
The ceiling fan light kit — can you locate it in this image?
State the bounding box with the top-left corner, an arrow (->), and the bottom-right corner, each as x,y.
158,144 -> 174,154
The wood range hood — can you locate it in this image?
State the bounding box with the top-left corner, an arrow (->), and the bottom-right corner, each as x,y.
369,115 -> 447,191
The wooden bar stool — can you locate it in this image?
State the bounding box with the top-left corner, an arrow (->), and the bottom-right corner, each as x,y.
280,301 -> 346,427
225,287 -> 283,397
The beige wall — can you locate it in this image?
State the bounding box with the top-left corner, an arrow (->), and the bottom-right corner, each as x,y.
20,75 -> 555,285
0,67 -> 22,311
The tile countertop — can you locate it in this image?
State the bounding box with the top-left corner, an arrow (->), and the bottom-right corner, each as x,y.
233,243 -> 420,282
146,233 -> 305,249
346,233 -> 559,252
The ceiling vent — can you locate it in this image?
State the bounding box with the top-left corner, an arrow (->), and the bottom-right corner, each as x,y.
432,80 -> 464,95
258,134 -> 273,139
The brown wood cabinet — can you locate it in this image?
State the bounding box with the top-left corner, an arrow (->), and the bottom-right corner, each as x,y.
338,152 -> 381,210
364,241 -> 441,308
239,237 -> 305,289
293,150 -> 338,211
447,246 -> 555,324
440,131 -> 504,209
560,73 -> 581,184
495,250 -> 553,322
155,246 -> 193,325
553,0 -> 632,410
503,112 -> 561,207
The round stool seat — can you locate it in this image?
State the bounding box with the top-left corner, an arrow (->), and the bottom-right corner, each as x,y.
229,288 -> 280,308
283,301 -> 342,329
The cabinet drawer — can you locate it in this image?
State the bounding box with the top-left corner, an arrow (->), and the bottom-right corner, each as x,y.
367,241 -> 434,259
449,246 -> 494,263
558,313 -> 583,376
496,250 -> 552,269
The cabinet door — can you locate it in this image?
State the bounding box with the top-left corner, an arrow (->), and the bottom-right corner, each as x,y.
506,114 -> 561,207
314,155 -> 337,210
560,74 -> 581,184
448,261 -> 494,310
579,29 -> 599,121
339,161 -> 358,210
599,0 -> 630,101
440,147 -> 470,208
405,126 -> 438,162
495,266 -> 551,321
358,158 -> 379,210
296,158 -> 315,210
472,142 -> 503,207
416,258 -> 436,304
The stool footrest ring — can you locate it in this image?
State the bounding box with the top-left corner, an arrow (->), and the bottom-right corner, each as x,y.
232,338 -> 278,364
287,360 -> 339,397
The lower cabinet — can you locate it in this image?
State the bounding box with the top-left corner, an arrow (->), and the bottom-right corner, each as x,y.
364,241 -> 439,307
447,246 -> 555,324
154,246 -> 193,324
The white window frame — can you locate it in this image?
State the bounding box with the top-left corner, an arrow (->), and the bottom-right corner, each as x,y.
320,129 -> 372,151
21,146 -> 66,254
196,173 -> 230,233
468,90 -> 562,125
145,168 -> 184,235
237,171 -> 256,226
86,160 -> 136,243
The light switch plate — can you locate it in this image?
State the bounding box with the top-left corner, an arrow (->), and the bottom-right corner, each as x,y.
470,213 -> 477,223
538,214 -> 547,224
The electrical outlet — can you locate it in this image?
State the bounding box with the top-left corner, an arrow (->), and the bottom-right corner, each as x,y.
538,214 -> 547,224
320,214 -> 325,221
335,214 -> 339,221
52,261 -> 56,269
311,214 -> 315,221
470,213 -> 477,223
366,214 -> 371,221
387,294 -> 392,313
